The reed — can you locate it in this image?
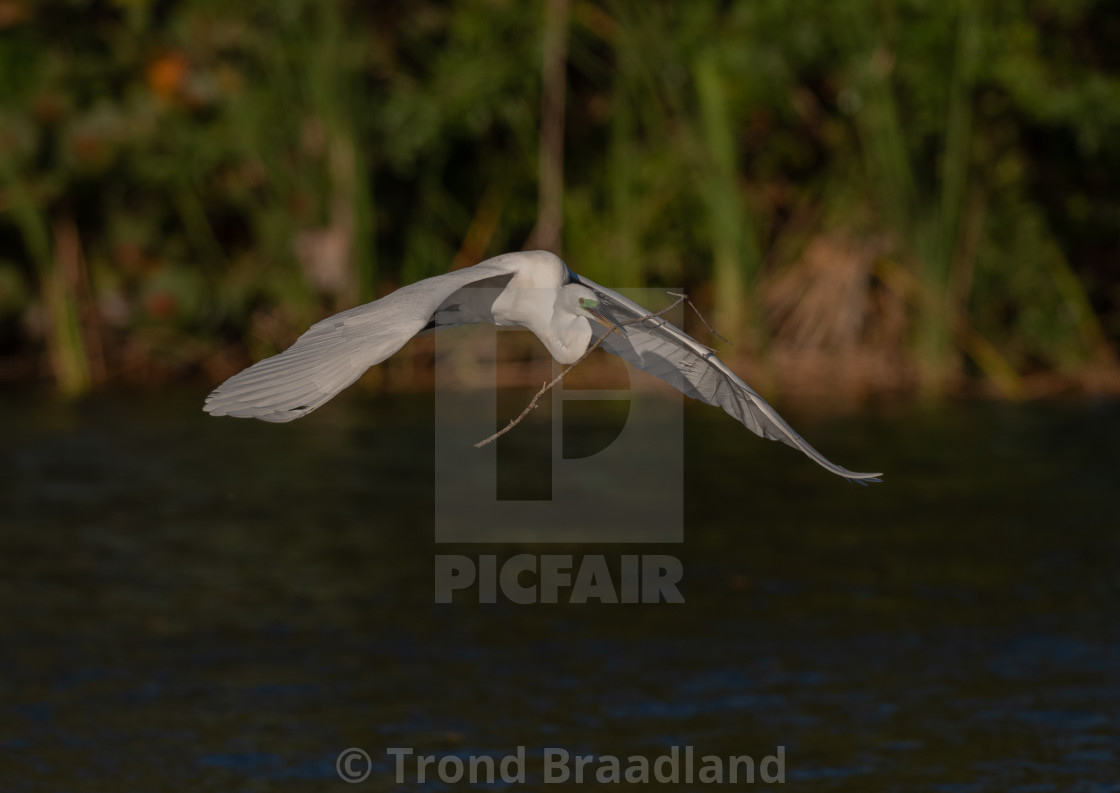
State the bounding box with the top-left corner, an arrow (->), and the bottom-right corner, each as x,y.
0,0 -> 1113,396
836,0 -> 1015,394
0,158 -> 90,394
693,50 -> 756,342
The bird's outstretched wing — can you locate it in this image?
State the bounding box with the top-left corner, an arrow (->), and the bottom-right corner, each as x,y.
573,274 -> 882,483
204,262 -> 516,422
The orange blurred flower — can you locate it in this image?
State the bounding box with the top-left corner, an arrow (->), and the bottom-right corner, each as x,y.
146,51 -> 189,102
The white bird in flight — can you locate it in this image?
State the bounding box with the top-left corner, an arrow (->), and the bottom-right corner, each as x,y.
204,250 -> 881,483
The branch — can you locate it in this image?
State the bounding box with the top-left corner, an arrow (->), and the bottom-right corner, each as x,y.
667,291 -> 733,347
474,292 -> 689,448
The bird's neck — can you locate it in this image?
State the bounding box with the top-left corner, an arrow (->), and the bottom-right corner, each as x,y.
547,306 -> 593,365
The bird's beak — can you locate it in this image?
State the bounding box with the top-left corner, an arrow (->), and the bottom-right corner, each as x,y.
589,308 -> 625,339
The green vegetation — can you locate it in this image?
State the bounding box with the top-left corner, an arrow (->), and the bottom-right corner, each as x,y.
0,0 -> 1117,398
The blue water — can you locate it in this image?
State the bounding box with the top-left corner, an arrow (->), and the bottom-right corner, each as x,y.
0,390 -> 1117,790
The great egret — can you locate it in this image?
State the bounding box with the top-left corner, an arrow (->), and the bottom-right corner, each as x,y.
204,250 -> 881,483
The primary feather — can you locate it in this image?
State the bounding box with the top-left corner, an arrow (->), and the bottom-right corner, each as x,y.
205,257 -> 524,421
571,274 -> 881,483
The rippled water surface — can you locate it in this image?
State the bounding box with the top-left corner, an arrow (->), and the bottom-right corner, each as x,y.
0,388 -> 1117,791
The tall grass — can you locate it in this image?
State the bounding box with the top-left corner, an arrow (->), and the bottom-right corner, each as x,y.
837,0 -> 1028,395
0,0 -> 1115,396
0,158 -> 91,393
693,49 -> 760,343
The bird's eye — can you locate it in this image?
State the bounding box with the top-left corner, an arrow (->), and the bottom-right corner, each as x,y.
578,297 -> 598,309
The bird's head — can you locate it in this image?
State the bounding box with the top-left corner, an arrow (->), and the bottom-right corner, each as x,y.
565,285 -> 622,338
559,283 -> 597,315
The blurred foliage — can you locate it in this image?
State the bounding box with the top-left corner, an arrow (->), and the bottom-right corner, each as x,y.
0,0 -> 1117,396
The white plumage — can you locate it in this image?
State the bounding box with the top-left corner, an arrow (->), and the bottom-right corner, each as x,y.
204,250 -> 881,482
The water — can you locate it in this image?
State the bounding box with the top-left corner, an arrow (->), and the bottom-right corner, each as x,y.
0,389 -> 1117,791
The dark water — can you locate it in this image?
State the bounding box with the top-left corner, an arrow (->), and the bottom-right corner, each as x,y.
0,388 -> 1117,791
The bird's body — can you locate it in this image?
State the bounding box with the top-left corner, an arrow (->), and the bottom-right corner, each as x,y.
205,251 -> 881,483
437,250 -> 594,363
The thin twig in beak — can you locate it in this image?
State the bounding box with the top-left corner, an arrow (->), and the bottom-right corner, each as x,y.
590,310 -> 626,339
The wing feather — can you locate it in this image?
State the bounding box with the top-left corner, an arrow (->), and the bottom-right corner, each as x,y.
574,275 -> 882,483
204,260 -> 518,422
